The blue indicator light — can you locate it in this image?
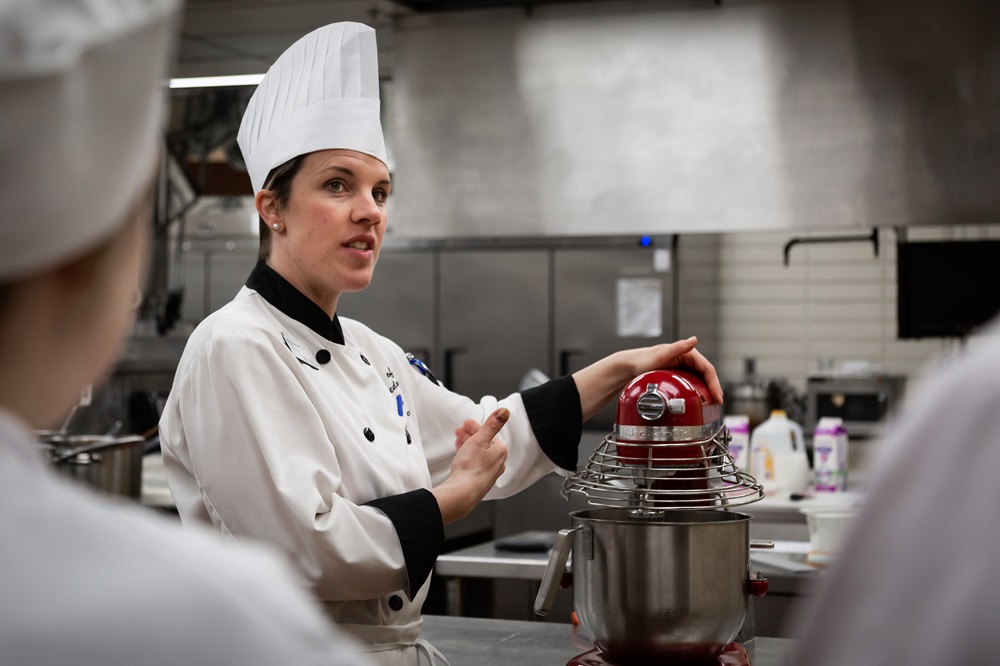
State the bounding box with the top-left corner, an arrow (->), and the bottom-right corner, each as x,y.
640,235 -> 653,247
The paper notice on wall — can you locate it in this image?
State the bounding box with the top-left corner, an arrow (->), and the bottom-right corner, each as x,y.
617,278 -> 662,337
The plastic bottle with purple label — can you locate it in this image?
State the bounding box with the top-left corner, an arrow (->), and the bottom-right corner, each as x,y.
724,415 -> 750,473
813,417 -> 849,492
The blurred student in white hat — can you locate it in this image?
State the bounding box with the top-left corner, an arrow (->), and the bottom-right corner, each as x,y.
0,1 -> 368,664
158,20 -> 723,666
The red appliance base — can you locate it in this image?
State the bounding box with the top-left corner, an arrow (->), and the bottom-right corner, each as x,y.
567,641 -> 751,666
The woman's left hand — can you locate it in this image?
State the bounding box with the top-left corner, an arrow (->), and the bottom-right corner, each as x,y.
454,419 -> 479,449
434,408 -> 510,524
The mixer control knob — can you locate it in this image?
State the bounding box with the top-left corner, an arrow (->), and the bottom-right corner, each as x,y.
637,384 -> 667,421
636,384 -> 688,421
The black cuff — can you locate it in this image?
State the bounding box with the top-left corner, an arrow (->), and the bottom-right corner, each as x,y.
520,374 -> 583,471
364,488 -> 444,600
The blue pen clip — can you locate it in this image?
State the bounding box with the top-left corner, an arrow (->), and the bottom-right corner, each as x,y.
406,353 -> 441,386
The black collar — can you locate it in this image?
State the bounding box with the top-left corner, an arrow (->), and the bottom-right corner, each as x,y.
245,261 -> 345,345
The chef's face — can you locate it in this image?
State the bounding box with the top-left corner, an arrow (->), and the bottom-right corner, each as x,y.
268,149 -> 390,312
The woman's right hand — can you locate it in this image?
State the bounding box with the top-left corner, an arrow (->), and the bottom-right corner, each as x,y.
431,408 -> 509,525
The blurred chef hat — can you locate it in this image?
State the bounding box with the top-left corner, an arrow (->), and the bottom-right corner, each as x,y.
237,22 -> 387,194
0,0 -> 179,282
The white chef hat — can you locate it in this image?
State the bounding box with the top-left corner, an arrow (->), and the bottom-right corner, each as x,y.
237,22 -> 387,194
0,0 -> 179,282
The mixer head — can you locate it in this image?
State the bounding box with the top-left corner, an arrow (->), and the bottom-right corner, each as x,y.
564,369 -> 764,511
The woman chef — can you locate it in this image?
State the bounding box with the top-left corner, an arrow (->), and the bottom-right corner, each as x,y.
0,1 -> 366,664
158,21 -> 723,666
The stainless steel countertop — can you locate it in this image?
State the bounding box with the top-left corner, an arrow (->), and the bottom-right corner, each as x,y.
421,614 -> 797,665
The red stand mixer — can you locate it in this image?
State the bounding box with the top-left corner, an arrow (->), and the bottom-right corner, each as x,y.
535,369 -> 769,666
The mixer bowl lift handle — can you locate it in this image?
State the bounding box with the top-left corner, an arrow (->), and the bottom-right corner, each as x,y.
534,526 -> 584,617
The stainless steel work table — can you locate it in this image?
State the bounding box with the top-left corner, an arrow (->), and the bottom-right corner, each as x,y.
421,615 -> 798,665
435,530 -> 554,615
436,531 -> 553,578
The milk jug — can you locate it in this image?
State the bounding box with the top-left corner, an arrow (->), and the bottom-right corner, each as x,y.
750,410 -> 809,495
724,415 -> 751,473
813,417 -> 849,492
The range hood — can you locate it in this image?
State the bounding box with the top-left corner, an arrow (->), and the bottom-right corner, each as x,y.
392,0 -> 717,13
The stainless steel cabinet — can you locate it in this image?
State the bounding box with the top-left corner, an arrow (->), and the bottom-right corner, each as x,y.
554,246 -> 676,431
177,248 -> 207,322
208,250 -> 258,313
176,239 -> 257,323
337,252 -> 436,366
439,250 -> 550,399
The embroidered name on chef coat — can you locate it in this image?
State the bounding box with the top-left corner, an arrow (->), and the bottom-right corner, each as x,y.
384,366 -> 410,417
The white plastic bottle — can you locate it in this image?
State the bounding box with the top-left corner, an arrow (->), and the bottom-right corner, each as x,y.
750,410 -> 810,495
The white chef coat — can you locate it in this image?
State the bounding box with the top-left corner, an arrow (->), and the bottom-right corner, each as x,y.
159,261 -> 582,665
0,406 -> 366,666
792,320 -> 1000,665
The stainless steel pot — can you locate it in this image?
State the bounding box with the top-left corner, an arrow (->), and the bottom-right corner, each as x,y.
37,433 -> 146,499
535,508 -> 768,665
723,358 -> 775,431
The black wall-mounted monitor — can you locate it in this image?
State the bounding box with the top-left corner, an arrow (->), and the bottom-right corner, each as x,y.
897,239 -> 1000,339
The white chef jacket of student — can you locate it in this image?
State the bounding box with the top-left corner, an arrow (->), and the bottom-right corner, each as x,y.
0,407 -> 365,666
160,261 -> 582,665
792,320 -> 1000,665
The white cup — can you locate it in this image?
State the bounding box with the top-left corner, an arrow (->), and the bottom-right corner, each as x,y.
800,508 -> 857,566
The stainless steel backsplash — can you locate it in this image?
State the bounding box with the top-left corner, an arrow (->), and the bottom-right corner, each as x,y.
390,0 -> 1000,237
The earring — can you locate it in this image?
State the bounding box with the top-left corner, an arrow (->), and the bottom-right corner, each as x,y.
272,223 -> 280,231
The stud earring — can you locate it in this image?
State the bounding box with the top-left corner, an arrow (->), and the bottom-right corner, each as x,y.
272,223 -> 279,231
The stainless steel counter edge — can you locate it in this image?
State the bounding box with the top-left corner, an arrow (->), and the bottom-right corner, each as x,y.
420,614 -> 798,665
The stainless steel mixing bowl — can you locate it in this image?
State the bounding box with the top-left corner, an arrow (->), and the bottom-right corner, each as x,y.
536,508 -> 764,665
